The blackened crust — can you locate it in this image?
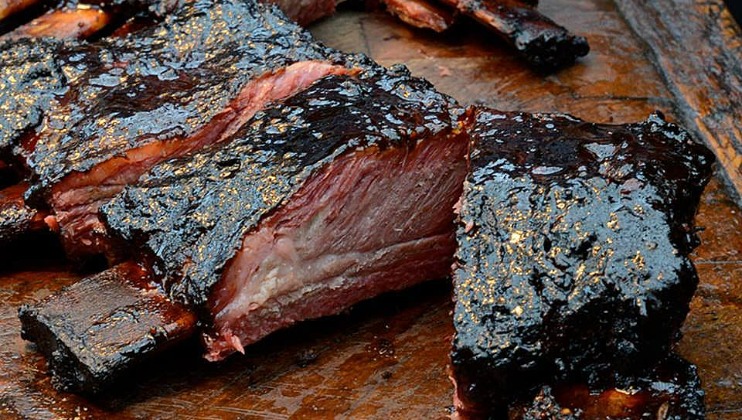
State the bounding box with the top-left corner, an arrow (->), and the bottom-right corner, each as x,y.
102,66 -> 462,308
451,108 -> 714,413
18,263 -> 197,394
24,0 -> 337,202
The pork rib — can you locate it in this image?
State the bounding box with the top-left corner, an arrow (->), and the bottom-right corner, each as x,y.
102,69 -> 468,361
437,0 -> 589,70
19,262 -> 196,394
5,0 -> 353,260
451,108 -> 714,415
20,66 -> 468,392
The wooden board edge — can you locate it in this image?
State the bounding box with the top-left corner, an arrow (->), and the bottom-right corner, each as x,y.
615,0 -> 742,205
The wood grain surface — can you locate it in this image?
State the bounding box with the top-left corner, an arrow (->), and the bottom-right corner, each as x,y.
615,0 -> 742,205
1,0 -> 741,418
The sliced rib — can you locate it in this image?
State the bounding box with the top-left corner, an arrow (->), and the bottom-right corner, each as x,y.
102,70 -> 469,361
436,0 -> 589,70
451,108 -> 714,415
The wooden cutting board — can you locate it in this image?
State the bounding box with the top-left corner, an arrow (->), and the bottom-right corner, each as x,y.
1,0 -> 741,418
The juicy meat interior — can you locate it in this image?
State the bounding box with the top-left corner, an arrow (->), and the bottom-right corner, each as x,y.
49,62 -> 352,259
205,132 -> 468,360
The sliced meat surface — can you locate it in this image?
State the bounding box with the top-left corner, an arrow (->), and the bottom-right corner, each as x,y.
102,69 -> 468,361
10,0 -> 353,259
383,0 -> 455,32
451,108 -> 714,415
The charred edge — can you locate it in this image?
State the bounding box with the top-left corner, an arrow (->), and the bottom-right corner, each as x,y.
382,0 -> 455,33
1,6 -> 112,41
438,0 -> 589,71
0,183 -> 48,243
450,108 -> 714,414
18,262 -> 197,394
510,354 -> 704,419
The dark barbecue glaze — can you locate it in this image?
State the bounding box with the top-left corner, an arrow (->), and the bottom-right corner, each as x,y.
0,183 -> 47,242
513,354 -> 705,419
451,108 -> 714,414
436,0 -> 589,70
22,0 -> 336,201
0,0 -> 356,260
19,262 -> 197,394
0,37 -> 69,157
102,67 -> 461,309
0,0 -> 183,158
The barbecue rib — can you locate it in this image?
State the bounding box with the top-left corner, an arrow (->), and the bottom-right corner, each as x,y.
19,262 -> 197,393
20,68 -> 468,391
436,0 -> 589,70
17,0 -> 467,390
2,0 -> 355,260
451,108 -> 714,415
102,69 -> 468,361
10,0 -> 710,409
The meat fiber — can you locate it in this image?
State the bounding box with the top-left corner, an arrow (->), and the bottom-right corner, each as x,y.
101,69 -> 469,361
450,108 -> 714,415
6,0 -> 353,260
